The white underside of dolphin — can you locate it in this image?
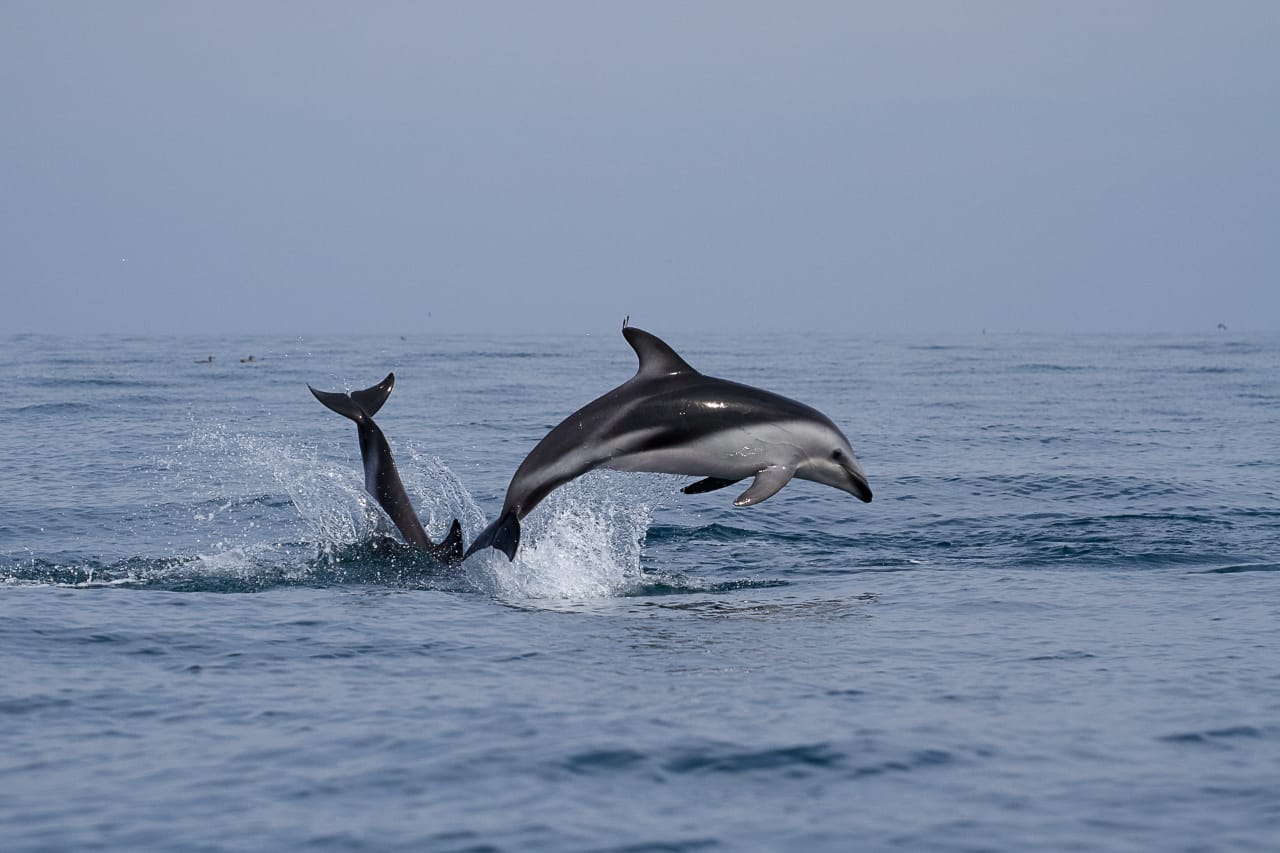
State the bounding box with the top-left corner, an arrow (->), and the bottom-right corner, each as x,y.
465,325 -> 872,561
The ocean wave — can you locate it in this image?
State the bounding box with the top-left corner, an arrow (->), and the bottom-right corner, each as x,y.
1194,562 -> 1280,574
0,543 -> 471,593
1158,725 -> 1274,746
1011,362 -> 1094,373
11,402 -> 96,415
557,739 -> 959,781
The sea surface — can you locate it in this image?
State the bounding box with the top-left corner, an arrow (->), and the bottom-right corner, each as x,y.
2,330 -> 1278,852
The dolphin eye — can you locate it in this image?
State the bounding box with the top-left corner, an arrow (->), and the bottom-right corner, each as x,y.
831,449 -> 842,459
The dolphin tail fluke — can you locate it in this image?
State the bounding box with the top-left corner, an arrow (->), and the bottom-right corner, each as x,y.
431,518 -> 465,564
464,510 -> 521,561
309,385 -> 365,421
350,373 -> 394,418
308,373 -> 395,422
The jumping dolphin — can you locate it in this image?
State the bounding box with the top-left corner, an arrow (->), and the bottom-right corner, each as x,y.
309,373 -> 464,563
465,326 -> 872,561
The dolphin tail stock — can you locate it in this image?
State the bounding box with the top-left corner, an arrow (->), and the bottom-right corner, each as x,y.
464,510 -> 521,561
308,373 -> 395,422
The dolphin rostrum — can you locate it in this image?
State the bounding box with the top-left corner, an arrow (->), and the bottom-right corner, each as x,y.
465,326 -> 872,561
309,373 -> 464,563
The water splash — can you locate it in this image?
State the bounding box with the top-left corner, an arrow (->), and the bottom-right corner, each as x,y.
167,424 -> 380,556
401,445 -> 488,546
466,472 -> 678,601
6,421 -> 693,598
275,456 -> 384,559
150,542 -> 304,590
138,423 -> 483,587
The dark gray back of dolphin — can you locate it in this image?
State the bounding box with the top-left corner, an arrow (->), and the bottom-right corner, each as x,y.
309,373 -> 463,563
465,326 -> 871,561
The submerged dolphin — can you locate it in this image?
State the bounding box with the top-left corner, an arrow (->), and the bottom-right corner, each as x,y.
309,373 -> 464,563
465,326 -> 872,561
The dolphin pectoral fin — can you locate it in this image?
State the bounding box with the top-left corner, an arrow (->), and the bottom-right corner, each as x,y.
733,466 -> 795,507
681,476 -> 742,495
430,518 -> 465,564
464,510 -> 521,561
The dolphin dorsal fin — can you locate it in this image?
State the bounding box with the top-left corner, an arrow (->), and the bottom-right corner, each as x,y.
622,327 -> 698,378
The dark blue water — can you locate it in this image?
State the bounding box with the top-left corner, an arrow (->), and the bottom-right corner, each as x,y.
3,331 -> 1278,851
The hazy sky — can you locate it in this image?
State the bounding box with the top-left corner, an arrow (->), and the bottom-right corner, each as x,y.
3,2 -> 1277,335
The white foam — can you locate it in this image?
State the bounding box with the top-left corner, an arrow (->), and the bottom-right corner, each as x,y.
162,542 -> 289,583
466,472 -> 676,602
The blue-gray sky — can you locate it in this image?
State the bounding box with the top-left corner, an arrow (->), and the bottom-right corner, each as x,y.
3,2 -> 1277,334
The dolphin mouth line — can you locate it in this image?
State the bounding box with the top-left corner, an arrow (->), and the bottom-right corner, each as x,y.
844,467 -> 873,503
853,479 -> 873,503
